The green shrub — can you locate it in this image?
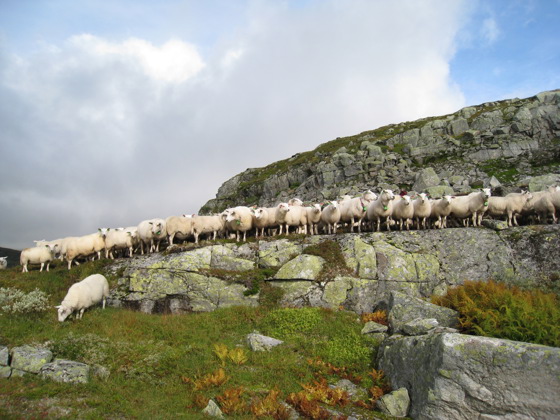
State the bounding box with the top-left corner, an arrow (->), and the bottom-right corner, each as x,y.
262,307 -> 323,339
432,280 -> 560,347
318,331 -> 374,370
0,287 -> 50,314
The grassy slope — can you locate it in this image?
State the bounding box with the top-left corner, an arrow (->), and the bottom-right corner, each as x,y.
0,259 -> 391,419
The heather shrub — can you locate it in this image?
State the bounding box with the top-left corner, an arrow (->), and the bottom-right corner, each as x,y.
0,287 -> 50,314
432,280 -> 560,347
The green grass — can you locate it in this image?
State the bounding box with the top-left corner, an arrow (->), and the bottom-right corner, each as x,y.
0,261 -> 384,419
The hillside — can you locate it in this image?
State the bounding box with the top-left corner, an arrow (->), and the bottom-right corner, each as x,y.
200,90 -> 560,213
0,247 -> 20,268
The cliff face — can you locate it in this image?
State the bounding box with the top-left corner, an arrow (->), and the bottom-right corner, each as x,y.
201,90 -> 560,213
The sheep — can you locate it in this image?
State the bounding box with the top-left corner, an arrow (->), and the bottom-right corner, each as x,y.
320,201 -> 341,234
305,204 -> 322,235
137,219 -> 167,254
0,256 -> 6,270
165,215 -> 194,245
449,188 -> 491,227
366,189 -> 395,231
226,206 -> 254,242
34,238 -> 65,260
191,214 -> 227,243
56,274 -> 109,322
392,195 -> 414,231
20,244 -> 58,273
530,193 -> 557,224
104,228 -> 137,259
253,207 -> 270,238
288,198 -> 303,206
64,229 -> 108,269
412,193 -> 432,230
339,190 -> 377,233
430,195 -> 454,229
487,191 -> 533,226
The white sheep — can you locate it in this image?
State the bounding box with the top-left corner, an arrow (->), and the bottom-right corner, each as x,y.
366,189 -> 395,231
191,214 -> 227,243
64,230 -> 108,270
56,274 -> 109,322
392,195 -> 414,231
449,188 -> 491,227
529,193 -> 558,224
104,228 -> 137,259
320,201 -> 341,234
339,190 -> 377,233
487,191 -> 533,226
305,204 -> 322,235
226,206 -> 254,242
253,207 -> 270,238
0,256 -> 7,270
20,244 -> 58,273
165,215 -> 194,245
137,219 -> 167,254
412,193 -> 432,230
430,195 -> 454,228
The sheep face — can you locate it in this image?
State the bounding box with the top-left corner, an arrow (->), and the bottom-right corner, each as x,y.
255,208 -> 266,219
56,305 -> 73,322
418,193 -> 428,202
482,188 -> 491,199
0,257 -> 7,269
98,228 -> 110,238
403,196 -> 411,205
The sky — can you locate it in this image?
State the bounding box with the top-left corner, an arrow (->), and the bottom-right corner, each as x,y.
0,0 -> 559,250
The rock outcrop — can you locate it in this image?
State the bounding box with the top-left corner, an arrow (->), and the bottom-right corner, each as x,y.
377,333 -> 560,419
201,90 -> 560,213
109,225 -> 560,314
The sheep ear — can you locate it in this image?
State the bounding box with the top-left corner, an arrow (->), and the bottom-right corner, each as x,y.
55,305 -> 61,309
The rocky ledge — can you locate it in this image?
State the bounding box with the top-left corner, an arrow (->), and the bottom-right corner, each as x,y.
108,224 -> 560,314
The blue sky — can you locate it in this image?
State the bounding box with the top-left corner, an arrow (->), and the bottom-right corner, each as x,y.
0,0 -> 559,249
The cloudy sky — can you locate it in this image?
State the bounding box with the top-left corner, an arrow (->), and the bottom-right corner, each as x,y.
1,0 -> 559,250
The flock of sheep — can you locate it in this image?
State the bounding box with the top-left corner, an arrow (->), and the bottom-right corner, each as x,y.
10,185 -> 560,274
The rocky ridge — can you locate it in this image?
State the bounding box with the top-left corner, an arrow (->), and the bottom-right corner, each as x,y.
108,224 -> 560,315
201,90 -> 560,213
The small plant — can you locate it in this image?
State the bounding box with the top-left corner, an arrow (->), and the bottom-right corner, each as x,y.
250,389 -> 292,419
188,368 -> 229,391
0,287 -> 50,314
213,343 -> 230,366
216,387 -> 248,415
360,310 -> 388,326
432,280 -> 560,347
227,347 -> 248,365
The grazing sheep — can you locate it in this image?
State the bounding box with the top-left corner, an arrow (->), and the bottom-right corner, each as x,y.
339,190 -> 377,233
367,189 -> 395,231
0,256 -> 6,270
64,230 -> 108,270
487,191 -> 533,226
20,244 -> 58,273
191,214 -> 227,243
137,219 -> 167,254
165,215 -> 194,245
392,195 -> 414,231
226,206 -> 254,242
104,228 -> 137,259
430,195 -> 454,229
320,201 -> 341,234
449,188 -> 491,227
305,204 -> 322,235
56,274 -> 109,322
412,193 -> 432,230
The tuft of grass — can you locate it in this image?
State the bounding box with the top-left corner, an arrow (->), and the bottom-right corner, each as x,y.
432,279 -> 560,347
302,240 -> 354,282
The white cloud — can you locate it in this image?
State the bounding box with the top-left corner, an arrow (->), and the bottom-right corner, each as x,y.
0,0 -> 470,249
71,34 -> 205,84
481,17 -> 500,45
